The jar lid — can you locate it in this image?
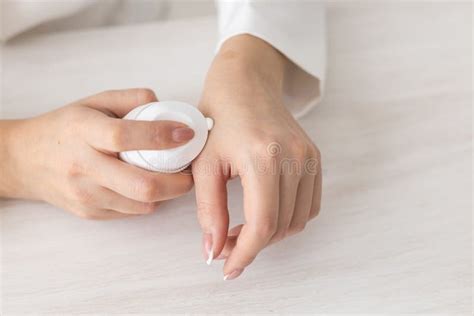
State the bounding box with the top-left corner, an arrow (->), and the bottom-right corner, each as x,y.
119,101 -> 212,173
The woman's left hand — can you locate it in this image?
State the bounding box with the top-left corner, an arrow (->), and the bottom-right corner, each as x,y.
192,35 -> 322,280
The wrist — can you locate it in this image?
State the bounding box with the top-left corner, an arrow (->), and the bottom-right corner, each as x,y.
0,120 -> 27,198
216,34 -> 289,95
200,34 -> 289,115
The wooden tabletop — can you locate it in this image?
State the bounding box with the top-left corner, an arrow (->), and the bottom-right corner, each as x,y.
1,2 -> 471,314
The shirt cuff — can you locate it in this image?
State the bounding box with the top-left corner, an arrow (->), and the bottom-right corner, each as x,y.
216,0 -> 327,119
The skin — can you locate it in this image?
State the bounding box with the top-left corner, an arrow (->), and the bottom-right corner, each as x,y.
0,34 -> 322,280
193,34 -> 322,280
0,89 -> 194,219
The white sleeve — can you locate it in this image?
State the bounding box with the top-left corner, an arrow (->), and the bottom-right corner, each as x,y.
215,0 -> 326,119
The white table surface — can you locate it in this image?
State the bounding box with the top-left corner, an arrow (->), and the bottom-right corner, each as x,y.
1,2 -> 472,314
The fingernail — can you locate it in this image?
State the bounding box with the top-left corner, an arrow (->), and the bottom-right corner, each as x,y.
204,233 -> 213,265
223,269 -> 244,281
172,127 -> 194,142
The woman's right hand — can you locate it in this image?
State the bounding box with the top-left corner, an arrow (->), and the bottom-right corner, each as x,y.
0,88 -> 194,219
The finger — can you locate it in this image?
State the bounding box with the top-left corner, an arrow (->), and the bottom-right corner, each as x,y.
215,224 -> 243,260
92,209 -> 132,220
309,160 -> 322,220
223,165 -> 280,280
270,173 -> 299,242
91,154 -> 193,202
73,208 -> 132,220
229,224 -> 244,236
288,173 -> 315,236
97,186 -> 160,215
85,113 -> 194,152
218,221 -> 300,261
194,159 -> 229,264
81,88 -> 158,118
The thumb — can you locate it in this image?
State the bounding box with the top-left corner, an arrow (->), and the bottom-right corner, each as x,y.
87,116 -> 195,152
193,158 -> 229,265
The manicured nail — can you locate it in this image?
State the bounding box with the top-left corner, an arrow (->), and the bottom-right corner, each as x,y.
206,248 -> 214,265
172,127 -> 194,142
223,269 -> 244,281
204,233 -> 213,265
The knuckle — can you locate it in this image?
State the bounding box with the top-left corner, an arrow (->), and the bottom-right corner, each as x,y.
289,139 -> 308,161
271,229 -> 287,241
289,223 -> 306,235
135,88 -> 156,103
65,160 -> 83,178
252,139 -> 280,171
148,124 -> 164,143
257,137 -> 280,157
107,122 -> 127,150
134,177 -> 159,202
254,220 -> 278,239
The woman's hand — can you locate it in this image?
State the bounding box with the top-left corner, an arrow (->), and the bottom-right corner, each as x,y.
0,89 -> 194,219
193,35 -> 322,280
